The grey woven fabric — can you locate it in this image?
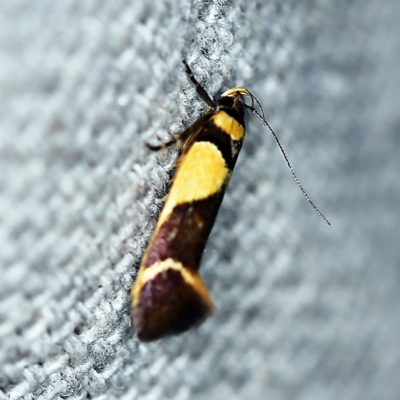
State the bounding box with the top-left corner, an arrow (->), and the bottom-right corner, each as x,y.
1,1 -> 400,399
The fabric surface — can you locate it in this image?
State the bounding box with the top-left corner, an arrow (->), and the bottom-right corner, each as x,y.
1,1 -> 399,399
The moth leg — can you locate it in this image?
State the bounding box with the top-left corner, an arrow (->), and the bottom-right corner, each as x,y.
146,133 -> 180,151
147,113 -> 209,152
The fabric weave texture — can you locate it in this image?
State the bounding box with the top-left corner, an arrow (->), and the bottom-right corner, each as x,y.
1,1 -> 399,399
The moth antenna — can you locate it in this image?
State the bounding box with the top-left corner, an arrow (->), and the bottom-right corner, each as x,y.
244,102 -> 331,226
183,60 -> 215,108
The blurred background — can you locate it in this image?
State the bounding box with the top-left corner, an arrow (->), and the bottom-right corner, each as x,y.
1,1 -> 399,399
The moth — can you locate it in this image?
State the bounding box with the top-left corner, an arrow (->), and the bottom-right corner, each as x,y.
131,62 -> 329,342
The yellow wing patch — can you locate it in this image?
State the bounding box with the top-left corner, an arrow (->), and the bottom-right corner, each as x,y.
212,111 -> 245,141
132,258 -> 215,310
158,141 -> 228,226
